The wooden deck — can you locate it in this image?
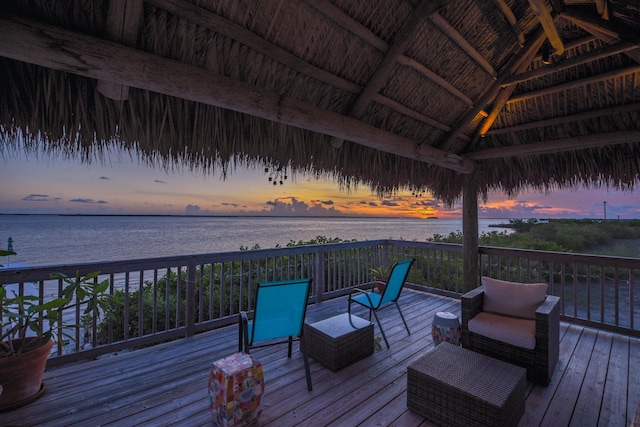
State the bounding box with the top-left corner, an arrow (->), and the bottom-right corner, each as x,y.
3,290 -> 640,426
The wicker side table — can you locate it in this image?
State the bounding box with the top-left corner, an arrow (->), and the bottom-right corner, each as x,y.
304,313 -> 373,371
407,343 -> 526,427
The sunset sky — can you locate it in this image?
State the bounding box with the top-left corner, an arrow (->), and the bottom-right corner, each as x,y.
1,146 -> 638,219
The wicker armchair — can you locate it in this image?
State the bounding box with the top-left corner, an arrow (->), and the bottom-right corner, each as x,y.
461,285 -> 560,386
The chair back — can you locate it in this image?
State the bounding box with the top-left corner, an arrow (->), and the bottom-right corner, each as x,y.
250,278 -> 312,344
379,259 -> 414,305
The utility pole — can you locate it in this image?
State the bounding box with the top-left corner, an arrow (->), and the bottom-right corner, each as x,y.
603,201 -> 607,220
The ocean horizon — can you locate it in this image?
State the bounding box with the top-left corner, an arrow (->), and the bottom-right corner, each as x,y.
0,214 -> 511,267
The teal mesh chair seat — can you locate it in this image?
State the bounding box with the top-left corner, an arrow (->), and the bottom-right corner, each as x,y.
348,259 -> 414,349
239,278 -> 313,391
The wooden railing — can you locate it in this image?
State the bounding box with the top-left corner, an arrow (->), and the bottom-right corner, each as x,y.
480,246 -> 640,335
1,240 -> 638,366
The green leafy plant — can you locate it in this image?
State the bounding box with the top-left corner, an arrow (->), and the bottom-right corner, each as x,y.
1,270 -> 115,357
0,249 -> 17,268
370,265 -> 392,281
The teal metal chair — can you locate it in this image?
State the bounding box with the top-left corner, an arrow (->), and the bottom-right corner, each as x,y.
348,258 -> 414,349
238,278 -> 313,391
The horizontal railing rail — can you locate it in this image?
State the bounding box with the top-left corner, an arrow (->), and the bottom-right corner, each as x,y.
2,240 -> 638,366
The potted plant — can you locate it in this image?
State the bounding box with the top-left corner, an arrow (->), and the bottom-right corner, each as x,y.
0,268 -> 114,410
369,264 -> 392,293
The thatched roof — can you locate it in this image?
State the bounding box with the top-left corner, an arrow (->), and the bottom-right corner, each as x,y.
1,0 -> 639,203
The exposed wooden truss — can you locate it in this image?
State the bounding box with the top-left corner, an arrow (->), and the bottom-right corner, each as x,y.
0,15 -> 475,173
329,0 -> 452,148
492,0 -> 525,47
529,0 -> 565,55
468,131 -> 640,160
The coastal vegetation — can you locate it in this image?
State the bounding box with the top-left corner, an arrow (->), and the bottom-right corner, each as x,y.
429,219 -> 640,257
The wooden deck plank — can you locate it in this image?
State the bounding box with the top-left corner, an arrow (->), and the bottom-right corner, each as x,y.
541,326 -> 597,426
2,290 -> 640,427
569,331 -> 613,427
261,295 -> 458,425
599,334 -> 631,426
628,338 -> 640,426
519,324 -> 582,426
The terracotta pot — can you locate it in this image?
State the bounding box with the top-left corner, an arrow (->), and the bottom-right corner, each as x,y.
374,279 -> 387,294
0,338 -> 52,411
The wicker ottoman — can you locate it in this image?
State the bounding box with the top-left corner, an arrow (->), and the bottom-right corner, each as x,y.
304,313 -> 373,371
407,343 -> 526,427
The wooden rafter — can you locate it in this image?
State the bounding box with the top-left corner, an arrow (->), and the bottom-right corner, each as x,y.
303,0 -> 472,106
149,0 -> 359,93
486,102 -> 640,135
346,0 -> 452,119
503,41 -> 639,86
152,0 -> 455,142
532,35 -> 598,62
475,36 -> 547,137
529,0 -> 565,55
441,28 -> 547,150
96,0 -> 143,100
330,0 -> 452,147
491,0 -> 525,47
506,65 -> 640,105
428,13 -> 497,78
0,15 -> 474,174
467,131 -> 640,160
396,55 -> 473,106
560,8 -> 640,63
299,0 -> 387,51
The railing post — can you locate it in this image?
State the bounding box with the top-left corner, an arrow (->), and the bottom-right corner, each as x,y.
381,243 -> 389,266
185,258 -> 196,337
314,250 -> 324,303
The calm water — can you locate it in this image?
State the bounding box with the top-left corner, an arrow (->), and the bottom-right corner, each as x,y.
0,215 -> 507,266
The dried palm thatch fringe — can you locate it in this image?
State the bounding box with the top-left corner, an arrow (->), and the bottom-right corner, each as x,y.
1,0 -> 639,205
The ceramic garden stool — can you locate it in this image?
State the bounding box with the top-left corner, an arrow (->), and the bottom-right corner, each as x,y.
432,311 -> 461,346
208,352 -> 264,427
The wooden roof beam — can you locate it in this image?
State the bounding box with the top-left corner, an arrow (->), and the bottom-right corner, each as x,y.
441,28 -> 547,149
506,65 -> 640,104
532,35 -> 598,62
491,0 -> 525,47
503,41 -> 639,86
428,13 -> 498,78
330,0 -> 452,147
96,0 -> 143,100
560,8 -> 640,63
529,0 -> 565,55
346,0 -> 453,119
467,131 -> 640,160
303,0 -> 472,104
396,55 -> 473,106
0,15 -> 474,174
152,0 -> 455,144
475,34 -> 547,138
149,0 -> 359,93
486,102 -> 640,135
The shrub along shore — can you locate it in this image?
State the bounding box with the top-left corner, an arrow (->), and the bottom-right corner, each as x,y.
429,218 -> 640,258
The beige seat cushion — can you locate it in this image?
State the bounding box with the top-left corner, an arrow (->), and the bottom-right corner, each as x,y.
482,276 -> 547,320
468,311 -> 536,350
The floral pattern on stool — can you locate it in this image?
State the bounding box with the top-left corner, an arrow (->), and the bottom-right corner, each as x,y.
432,312 -> 461,346
209,352 -> 264,426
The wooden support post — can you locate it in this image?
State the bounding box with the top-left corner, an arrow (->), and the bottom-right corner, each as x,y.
462,174 -> 479,294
